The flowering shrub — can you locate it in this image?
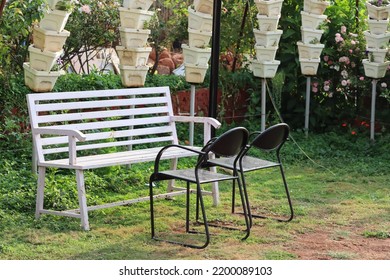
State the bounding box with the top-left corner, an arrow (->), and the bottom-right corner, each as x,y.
62,0 -> 120,74
318,26 -> 370,102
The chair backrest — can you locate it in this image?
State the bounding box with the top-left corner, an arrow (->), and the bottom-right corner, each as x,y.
205,127 -> 249,157
251,123 -> 289,151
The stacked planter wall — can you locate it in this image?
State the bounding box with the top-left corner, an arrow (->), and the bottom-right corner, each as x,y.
251,0 -> 283,78
297,0 -> 329,76
183,2 -> 213,84
25,2 -> 71,92
117,0 -> 154,87
363,2 -> 390,79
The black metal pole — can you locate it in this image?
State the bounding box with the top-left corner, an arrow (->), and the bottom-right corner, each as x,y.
209,0 -> 222,137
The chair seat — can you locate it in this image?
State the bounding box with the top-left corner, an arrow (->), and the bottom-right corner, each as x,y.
158,169 -> 237,184
208,156 -> 280,172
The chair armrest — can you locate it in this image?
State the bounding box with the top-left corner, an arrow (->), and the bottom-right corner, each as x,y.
153,144 -> 205,174
33,128 -> 87,142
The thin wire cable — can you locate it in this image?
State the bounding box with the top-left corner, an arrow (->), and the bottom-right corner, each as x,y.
265,81 -> 337,176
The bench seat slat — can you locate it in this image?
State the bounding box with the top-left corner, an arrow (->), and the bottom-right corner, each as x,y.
35,96 -> 168,112
40,146 -> 201,169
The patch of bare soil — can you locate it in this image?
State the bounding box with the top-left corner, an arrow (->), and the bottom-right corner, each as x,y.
286,228 -> 390,260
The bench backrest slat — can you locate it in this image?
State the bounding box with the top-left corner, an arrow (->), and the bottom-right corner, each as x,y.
41,125 -> 174,146
42,136 -> 175,155
35,106 -> 170,124
27,87 -> 179,162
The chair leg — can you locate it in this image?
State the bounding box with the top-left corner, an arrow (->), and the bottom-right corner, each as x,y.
149,176 -> 156,239
247,166 -> 294,222
35,166 -> 46,219
235,174 -> 251,240
75,170 -> 90,231
150,177 -> 210,249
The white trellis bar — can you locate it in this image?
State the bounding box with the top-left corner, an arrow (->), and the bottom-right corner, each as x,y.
304,76 -> 311,137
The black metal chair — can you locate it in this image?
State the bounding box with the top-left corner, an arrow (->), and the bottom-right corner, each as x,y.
149,127 -> 250,249
208,123 -> 293,224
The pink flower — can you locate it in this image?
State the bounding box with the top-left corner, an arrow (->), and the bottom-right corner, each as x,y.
381,82 -> 387,88
335,33 -> 344,43
359,76 -> 365,81
349,49 -> 353,53
341,26 -> 347,34
323,55 -> 329,62
351,40 -> 356,45
312,87 -> 318,93
324,85 -> 330,92
339,56 -> 350,65
80,4 -> 91,14
341,80 -> 348,86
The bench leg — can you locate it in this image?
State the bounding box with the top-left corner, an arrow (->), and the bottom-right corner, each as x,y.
76,170 -> 90,231
35,166 -> 46,219
167,158 -> 178,192
210,166 -> 220,206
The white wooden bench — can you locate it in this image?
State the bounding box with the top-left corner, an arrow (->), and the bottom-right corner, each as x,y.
27,86 -> 221,230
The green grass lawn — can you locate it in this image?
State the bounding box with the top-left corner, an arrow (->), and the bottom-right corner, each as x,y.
0,131 -> 389,260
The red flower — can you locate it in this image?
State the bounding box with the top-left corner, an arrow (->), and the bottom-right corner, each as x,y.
351,131 -> 357,135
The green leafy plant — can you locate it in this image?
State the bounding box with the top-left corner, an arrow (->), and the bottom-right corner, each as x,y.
54,0 -> 75,12
369,0 -> 390,7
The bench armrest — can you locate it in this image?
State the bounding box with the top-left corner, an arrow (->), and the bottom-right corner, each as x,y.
33,128 -> 87,141
170,116 -> 221,128
33,128 -> 86,166
170,116 -> 221,145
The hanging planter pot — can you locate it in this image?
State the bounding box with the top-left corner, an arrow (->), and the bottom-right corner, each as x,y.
297,41 -> 325,59
250,59 -> 280,78
363,59 -> 390,78
119,65 -> 149,87
119,7 -> 154,29
300,11 -> 327,29
182,44 -> 211,65
193,0 -> 214,15
32,27 -> 70,52
366,47 -> 389,63
40,9 -> 71,32
301,27 -> 324,44
256,14 -> 280,31
28,45 -> 63,71
254,0 -> 284,17
364,30 -> 390,48
119,27 -> 151,48
254,45 -> 278,61
188,28 -> 212,48
366,2 -> 390,20
188,7 -> 213,32
367,18 -> 389,34
115,46 -> 152,66
122,0 -> 155,10
253,29 -> 283,47
299,58 -> 320,76
23,62 -> 64,92
304,0 -> 330,15
184,63 -> 209,84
